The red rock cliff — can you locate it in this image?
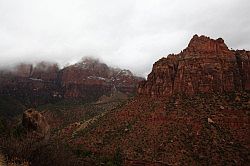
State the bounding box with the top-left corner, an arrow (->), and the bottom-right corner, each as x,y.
60,58 -> 143,99
0,62 -> 61,106
138,35 -> 250,97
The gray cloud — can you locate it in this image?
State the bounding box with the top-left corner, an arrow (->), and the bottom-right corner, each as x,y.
0,0 -> 249,76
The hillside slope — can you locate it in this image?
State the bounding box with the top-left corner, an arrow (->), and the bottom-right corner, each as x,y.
67,35 -> 250,165
71,92 -> 249,165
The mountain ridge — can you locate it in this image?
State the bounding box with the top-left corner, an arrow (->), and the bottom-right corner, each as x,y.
0,58 -> 143,106
138,34 -> 250,97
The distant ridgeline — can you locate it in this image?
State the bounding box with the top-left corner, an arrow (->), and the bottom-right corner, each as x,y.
0,59 -> 143,107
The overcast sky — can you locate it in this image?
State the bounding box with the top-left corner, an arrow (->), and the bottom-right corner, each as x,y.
0,0 -> 249,76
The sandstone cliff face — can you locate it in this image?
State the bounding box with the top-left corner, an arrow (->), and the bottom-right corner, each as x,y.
138,35 -> 250,97
235,50 -> 250,90
0,59 -> 142,105
31,62 -> 59,82
60,58 -> 143,99
0,62 -> 61,106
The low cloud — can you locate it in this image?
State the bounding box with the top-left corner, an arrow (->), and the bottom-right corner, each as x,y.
0,0 -> 249,76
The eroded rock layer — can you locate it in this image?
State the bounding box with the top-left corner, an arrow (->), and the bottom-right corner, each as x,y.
138,35 -> 250,97
60,58 -> 143,99
0,59 -> 143,105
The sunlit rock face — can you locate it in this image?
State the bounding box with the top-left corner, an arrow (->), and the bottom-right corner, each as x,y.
138,35 -> 250,97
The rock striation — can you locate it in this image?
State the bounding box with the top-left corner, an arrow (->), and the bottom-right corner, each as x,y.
0,59 -> 143,105
0,62 -> 61,106
60,58 -> 143,99
234,50 -> 250,90
138,35 -> 250,97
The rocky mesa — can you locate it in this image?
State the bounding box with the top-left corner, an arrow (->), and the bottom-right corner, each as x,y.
138,35 -> 250,97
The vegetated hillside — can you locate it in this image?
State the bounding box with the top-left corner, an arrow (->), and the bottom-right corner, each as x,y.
70,92 -> 249,165
0,58 -> 143,165
0,96 -> 26,134
2,91 -> 249,165
0,96 -> 26,119
0,90 -> 131,166
65,35 -> 249,165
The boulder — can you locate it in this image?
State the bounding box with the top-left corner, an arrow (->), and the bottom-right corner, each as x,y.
22,108 -> 50,138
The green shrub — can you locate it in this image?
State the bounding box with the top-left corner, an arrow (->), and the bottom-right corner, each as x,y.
113,147 -> 123,166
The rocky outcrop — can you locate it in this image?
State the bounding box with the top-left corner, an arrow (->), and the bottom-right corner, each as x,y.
138,35 -> 250,97
22,108 -> 50,138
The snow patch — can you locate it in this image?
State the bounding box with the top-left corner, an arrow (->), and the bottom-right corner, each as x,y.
87,76 -> 106,80
29,78 -> 43,82
117,70 -> 133,76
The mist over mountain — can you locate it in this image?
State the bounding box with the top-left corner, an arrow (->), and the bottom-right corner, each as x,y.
0,0 -> 250,76
0,1 -> 250,165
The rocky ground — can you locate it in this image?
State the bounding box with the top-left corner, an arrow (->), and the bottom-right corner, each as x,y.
66,91 -> 249,166
0,92 -> 130,165
1,92 -> 249,166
